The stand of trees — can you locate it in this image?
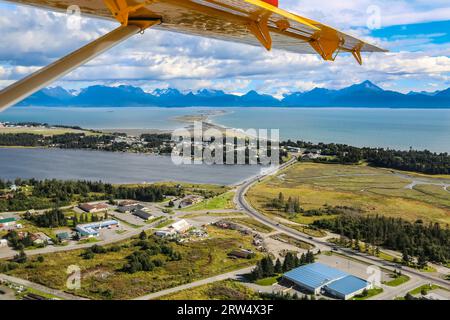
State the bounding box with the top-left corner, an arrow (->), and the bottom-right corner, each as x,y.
267,192 -> 302,214
282,140 -> 450,175
313,215 -> 450,263
0,131 -> 172,153
5,231 -> 34,250
122,235 -> 182,274
250,251 -> 315,281
0,178 -> 183,212
25,208 -> 67,228
267,193 -> 361,217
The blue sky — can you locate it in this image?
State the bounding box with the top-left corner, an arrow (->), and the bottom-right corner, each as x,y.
0,0 -> 449,97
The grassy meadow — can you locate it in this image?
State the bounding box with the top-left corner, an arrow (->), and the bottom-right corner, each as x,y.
247,163 -> 450,225
3,226 -> 261,300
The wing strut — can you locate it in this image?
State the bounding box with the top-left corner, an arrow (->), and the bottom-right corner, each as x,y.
247,11 -> 273,51
0,20 -> 160,112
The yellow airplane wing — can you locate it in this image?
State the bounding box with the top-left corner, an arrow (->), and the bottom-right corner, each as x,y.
0,0 -> 387,111
6,0 -> 385,64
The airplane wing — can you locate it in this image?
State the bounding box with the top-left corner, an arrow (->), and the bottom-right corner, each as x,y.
0,0 -> 386,111
5,0 -> 386,63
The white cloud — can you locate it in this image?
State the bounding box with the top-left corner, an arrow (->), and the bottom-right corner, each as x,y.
0,1 -> 449,94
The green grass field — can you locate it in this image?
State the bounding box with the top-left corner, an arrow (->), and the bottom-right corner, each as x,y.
352,287 -> 383,300
383,274 -> 410,287
159,280 -> 260,300
3,226 -> 261,300
408,284 -> 441,295
247,163 -> 450,225
254,275 -> 280,286
0,127 -> 98,137
281,223 -> 327,237
183,191 -> 235,211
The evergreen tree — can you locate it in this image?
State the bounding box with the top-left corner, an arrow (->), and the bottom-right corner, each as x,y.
274,258 -> 283,274
139,231 -> 147,240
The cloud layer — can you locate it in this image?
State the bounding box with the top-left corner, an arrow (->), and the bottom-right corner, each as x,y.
0,0 -> 449,95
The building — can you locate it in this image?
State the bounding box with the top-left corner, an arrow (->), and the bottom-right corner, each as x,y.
154,229 -> 176,238
56,232 -> 70,241
228,249 -> 255,259
282,262 -> 371,300
283,262 -> 348,295
169,219 -> 191,233
75,220 -> 119,238
133,209 -> 154,221
0,193 -> 14,200
325,275 -> 371,300
0,239 -> 7,248
0,217 -> 17,229
117,201 -> 139,213
79,203 -> 109,213
286,146 -> 301,153
178,195 -> 203,208
31,232 -> 52,245
117,204 -> 138,213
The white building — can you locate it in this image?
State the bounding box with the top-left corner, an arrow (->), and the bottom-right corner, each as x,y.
170,219 -> 191,233
154,229 -> 176,237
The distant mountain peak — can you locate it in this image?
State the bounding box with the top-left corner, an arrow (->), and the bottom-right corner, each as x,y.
15,81 -> 450,109
152,88 -> 181,97
196,89 -> 226,97
346,80 -> 383,92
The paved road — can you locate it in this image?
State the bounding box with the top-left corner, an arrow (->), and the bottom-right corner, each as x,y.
371,278 -> 427,301
0,273 -> 88,300
133,266 -> 254,300
233,156 -> 450,292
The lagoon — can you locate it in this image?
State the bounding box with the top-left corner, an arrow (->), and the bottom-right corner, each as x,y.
0,148 -> 262,185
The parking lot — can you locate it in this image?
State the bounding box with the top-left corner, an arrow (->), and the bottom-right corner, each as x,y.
318,252 -> 391,283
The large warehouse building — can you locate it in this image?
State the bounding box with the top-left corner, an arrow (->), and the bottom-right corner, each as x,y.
283,262 -> 371,300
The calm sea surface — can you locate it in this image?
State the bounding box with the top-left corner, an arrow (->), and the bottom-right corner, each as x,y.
1,106 -> 449,152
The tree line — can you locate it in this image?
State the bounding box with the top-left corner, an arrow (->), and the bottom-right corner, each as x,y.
250,251 -> 315,281
0,178 -> 183,212
122,231 -> 182,274
25,208 -> 67,228
313,214 -> 450,263
282,140 -> 450,175
0,132 -> 172,153
267,193 -> 361,217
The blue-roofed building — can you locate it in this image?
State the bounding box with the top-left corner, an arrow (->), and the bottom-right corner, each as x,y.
325,275 -> 371,300
282,262 -> 372,299
75,219 -> 119,238
283,262 -> 348,294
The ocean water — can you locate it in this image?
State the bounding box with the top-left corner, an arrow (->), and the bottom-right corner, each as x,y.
212,108 -> 450,153
1,106 -> 449,152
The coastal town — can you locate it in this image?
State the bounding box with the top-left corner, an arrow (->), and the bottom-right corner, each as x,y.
0,153 -> 449,301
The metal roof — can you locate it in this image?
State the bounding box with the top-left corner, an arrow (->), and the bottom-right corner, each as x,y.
325,275 -> 369,296
0,217 -> 17,223
283,262 -> 348,289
